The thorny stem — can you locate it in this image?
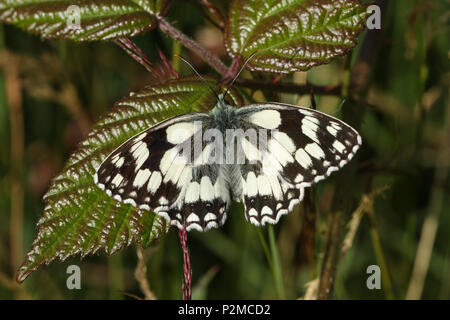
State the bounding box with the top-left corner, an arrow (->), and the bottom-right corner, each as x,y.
179,225 -> 192,300
115,17 -> 343,96
199,0 -> 226,29
114,38 -> 158,78
158,16 -> 342,95
158,49 -> 179,79
158,16 -> 229,76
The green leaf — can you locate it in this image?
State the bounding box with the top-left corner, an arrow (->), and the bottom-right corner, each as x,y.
0,0 -> 167,41
225,0 -> 369,73
16,77 -> 244,283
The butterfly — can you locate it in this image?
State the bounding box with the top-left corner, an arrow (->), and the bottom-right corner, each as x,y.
94,92 -> 362,232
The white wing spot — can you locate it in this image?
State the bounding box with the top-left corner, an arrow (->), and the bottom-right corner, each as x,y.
257,175 -> 272,196
272,131 -> 296,153
268,138 -> 294,166
331,122 -> 341,130
115,157 -> 125,167
327,125 -> 338,136
111,174 -> 124,187
301,118 -> 319,143
246,172 -> 258,197
248,109 -> 281,129
185,181 -> 200,203
187,213 -> 200,223
147,171 -> 162,194
204,212 -> 216,221
164,154 -> 186,184
132,142 -> 149,172
295,173 -> 304,182
305,143 -> 325,159
133,169 -> 151,188
299,109 -> 314,116
159,148 -> 178,175
241,137 -> 260,162
295,148 -> 313,168
166,122 -> 196,144
333,140 -> 346,153
205,221 -> 218,230
262,206 -> 273,216
305,115 -> 320,125
266,173 -> 283,200
200,176 -> 214,201
133,132 -> 147,143
159,197 -> 168,205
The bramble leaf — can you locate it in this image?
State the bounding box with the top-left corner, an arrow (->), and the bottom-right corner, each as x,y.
17,77 -> 244,283
0,0 -> 168,41
225,0 -> 369,73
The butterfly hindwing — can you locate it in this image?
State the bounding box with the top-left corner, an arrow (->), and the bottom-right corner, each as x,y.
234,103 -> 361,226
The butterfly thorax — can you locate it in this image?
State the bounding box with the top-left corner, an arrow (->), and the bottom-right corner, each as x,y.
208,97 -> 240,132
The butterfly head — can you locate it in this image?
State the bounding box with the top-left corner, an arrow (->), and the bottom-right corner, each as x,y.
209,94 -> 239,131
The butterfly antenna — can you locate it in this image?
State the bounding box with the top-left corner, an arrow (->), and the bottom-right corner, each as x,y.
223,49 -> 260,101
174,54 -> 220,101
334,99 -> 346,114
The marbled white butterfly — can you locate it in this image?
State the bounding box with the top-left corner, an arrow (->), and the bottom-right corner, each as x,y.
94,93 -> 361,232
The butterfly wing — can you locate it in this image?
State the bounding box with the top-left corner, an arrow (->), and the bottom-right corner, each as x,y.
234,103 -> 362,226
94,113 -> 230,232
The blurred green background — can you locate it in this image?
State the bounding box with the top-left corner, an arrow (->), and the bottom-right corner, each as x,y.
0,0 -> 449,299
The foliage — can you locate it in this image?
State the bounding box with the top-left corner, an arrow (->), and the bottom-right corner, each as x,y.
0,0 -> 448,300
0,0 -> 168,41
225,0 -> 369,73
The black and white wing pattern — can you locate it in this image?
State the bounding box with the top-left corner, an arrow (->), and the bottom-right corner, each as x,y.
95,99 -> 361,232
94,113 -> 230,232
233,103 -> 361,226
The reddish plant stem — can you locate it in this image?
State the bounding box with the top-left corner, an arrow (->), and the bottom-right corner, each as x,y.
199,0 -> 226,29
179,226 -> 192,300
117,17 -> 343,96
158,17 -> 229,76
158,49 -> 179,79
114,38 -> 158,78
